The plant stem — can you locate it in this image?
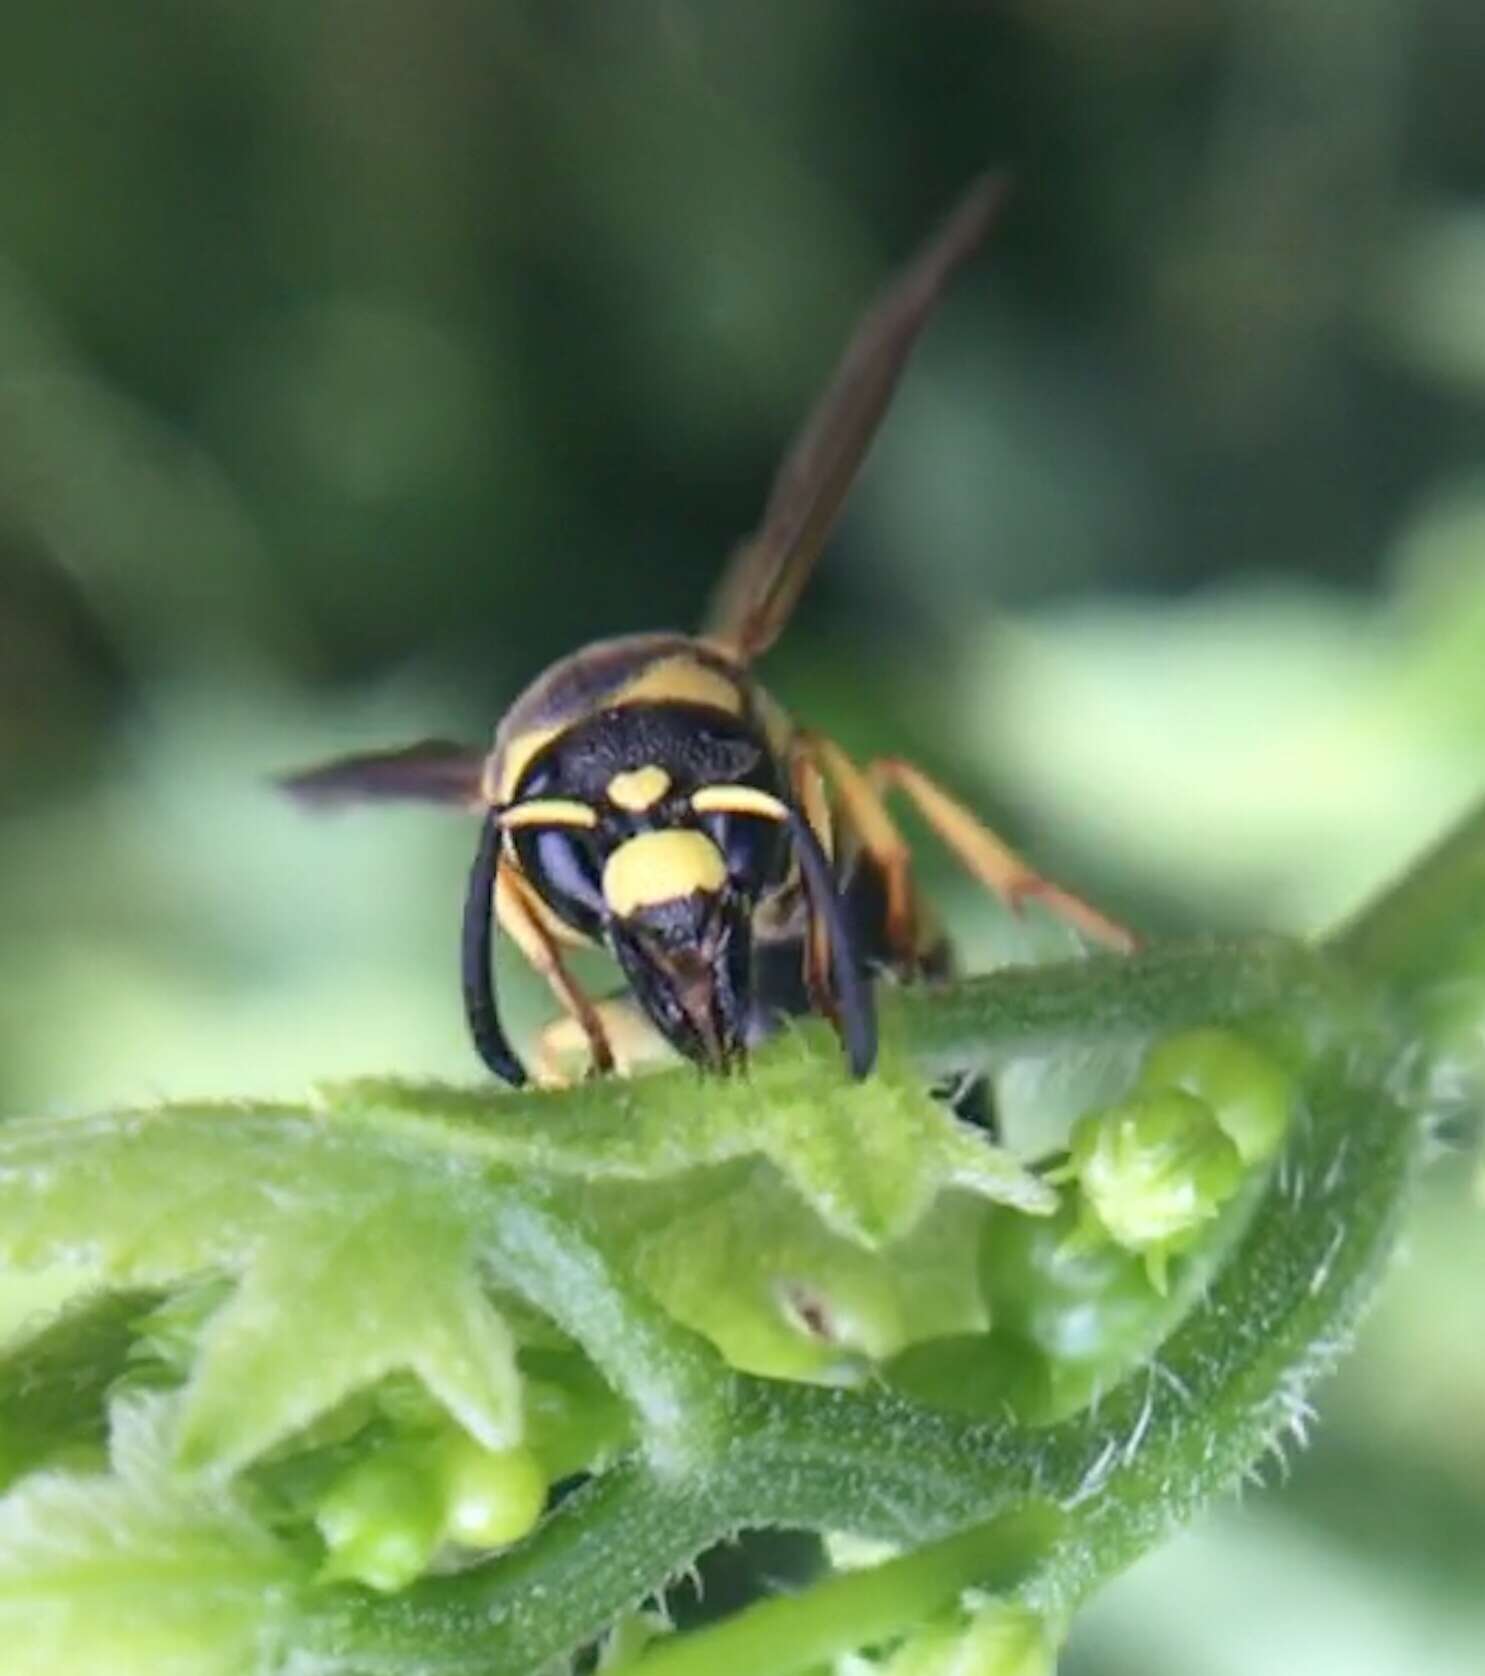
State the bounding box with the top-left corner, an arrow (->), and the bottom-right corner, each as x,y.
1333,799 -> 1485,1018
888,934 -> 1338,1070
616,1505 -> 1062,1676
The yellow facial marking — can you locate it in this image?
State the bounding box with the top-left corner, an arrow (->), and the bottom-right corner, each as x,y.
501,798 -> 598,831
492,725 -> 565,803
612,655 -> 743,716
602,830 -> 726,918
607,764 -> 672,812
691,785 -> 788,822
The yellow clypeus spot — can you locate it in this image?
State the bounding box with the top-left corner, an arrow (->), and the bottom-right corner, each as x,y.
603,830 -> 726,917
607,764 -> 672,812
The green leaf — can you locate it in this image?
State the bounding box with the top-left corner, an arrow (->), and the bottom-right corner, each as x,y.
612,1163 -> 989,1380
331,1018 -> 1054,1250
0,1265 -> 102,1348
0,1107 -> 521,1476
0,1289 -> 156,1490
180,1205 -> 520,1476
0,1393 -> 303,1676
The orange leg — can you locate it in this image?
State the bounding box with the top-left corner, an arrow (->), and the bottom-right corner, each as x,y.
864,757 -> 1139,953
787,739 -> 841,1016
796,732 -> 925,972
495,863 -> 616,1080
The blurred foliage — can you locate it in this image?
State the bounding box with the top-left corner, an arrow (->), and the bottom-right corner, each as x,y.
0,2 -> 1482,1672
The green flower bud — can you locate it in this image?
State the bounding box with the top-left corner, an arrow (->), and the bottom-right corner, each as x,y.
978,1198 -> 1170,1418
316,1442 -> 443,1592
884,1330 -> 1054,1425
1138,1027 -> 1293,1164
1066,1089 -> 1244,1276
882,1602 -> 1058,1676
437,1434 -> 547,1550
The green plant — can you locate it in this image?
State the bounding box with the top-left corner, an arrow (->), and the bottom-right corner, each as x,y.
1,791 -> 1482,1676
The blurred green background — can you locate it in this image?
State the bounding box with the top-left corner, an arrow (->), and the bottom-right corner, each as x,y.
1,1 -> 1482,1669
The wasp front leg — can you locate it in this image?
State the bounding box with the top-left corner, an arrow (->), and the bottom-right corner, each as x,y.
494,864 -> 616,1085
785,740 -> 840,1016
864,756 -> 1139,953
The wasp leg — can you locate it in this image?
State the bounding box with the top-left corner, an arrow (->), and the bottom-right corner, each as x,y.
495,865 -> 617,1083
795,732 -> 928,975
533,998 -> 671,1087
786,740 -> 840,1016
864,757 -> 1139,953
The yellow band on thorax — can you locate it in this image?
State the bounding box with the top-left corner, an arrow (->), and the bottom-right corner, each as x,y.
611,654 -> 743,714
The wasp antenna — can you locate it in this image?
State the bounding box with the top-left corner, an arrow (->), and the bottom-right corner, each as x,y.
783,806 -> 877,1079
462,812 -> 527,1087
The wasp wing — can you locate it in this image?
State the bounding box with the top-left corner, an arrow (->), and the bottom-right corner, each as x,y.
704,172 -> 1010,665
278,739 -> 485,809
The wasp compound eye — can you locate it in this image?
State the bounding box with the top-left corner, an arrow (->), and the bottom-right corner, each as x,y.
528,828 -> 606,937
689,785 -> 790,894
700,809 -> 788,894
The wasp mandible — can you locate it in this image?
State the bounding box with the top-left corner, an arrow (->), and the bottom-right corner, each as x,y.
283,174 -> 1135,1087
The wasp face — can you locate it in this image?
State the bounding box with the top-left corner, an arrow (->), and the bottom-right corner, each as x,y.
503,705 -> 793,1071
602,829 -> 756,1068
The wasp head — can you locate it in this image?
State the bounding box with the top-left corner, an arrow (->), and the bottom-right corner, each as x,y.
496,709 -> 875,1080
601,828 -> 755,1069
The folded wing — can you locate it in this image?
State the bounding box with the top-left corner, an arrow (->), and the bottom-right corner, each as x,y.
704,172 -> 1010,666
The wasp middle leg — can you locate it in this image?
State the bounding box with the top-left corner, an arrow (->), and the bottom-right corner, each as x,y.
863,756 -> 1138,953
794,731 -> 944,980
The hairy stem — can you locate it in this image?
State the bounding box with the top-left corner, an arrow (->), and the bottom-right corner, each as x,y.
889,934 -> 1340,1070
1333,800 -> 1485,1056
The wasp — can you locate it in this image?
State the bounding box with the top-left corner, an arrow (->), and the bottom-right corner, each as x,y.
283,174 -> 1134,1088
